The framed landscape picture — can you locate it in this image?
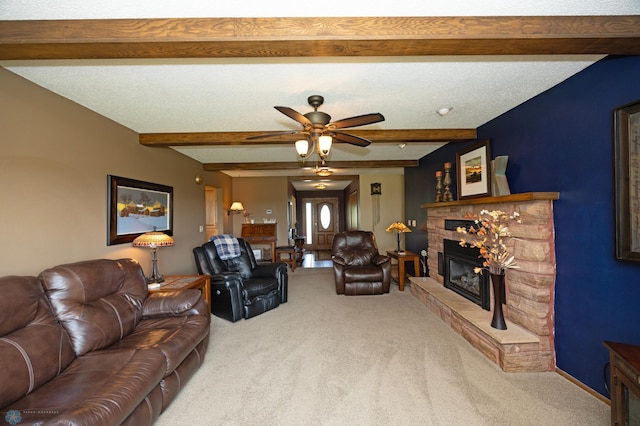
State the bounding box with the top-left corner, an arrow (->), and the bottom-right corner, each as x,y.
107,175 -> 173,245
614,100 -> 640,262
456,139 -> 491,199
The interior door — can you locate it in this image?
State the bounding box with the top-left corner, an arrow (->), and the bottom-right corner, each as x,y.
303,197 -> 339,252
205,186 -> 219,240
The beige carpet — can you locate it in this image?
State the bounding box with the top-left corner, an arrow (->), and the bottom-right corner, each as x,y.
156,268 -> 609,426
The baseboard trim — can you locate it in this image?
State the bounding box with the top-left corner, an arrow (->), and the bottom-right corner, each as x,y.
555,367 -> 610,405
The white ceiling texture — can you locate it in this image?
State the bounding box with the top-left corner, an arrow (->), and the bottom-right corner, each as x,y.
2,1 -> 639,190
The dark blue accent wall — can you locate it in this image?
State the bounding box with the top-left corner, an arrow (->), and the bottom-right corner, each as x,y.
406,55 -> 640,396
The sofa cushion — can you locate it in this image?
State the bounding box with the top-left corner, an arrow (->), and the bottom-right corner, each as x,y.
343,265 -> 384,282
332,232 -> 378,266
7,347 -> 166,425
112,313 -> 211,374
0,275 -> 76,408
38,259 -> 148,356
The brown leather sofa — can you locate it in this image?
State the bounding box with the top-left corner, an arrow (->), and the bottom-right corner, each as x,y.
331,230 -> 392,295
0,258 -> 210,426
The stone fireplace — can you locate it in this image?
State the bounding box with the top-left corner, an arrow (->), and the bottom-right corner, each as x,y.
411,192 -> 558,372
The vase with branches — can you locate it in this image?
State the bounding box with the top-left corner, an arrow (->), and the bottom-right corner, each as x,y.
456,209 -> 521,275
456,209 -> 521,329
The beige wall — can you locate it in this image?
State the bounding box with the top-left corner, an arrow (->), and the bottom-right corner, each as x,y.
228,174 -> 406,253
0,67 -> 231,277
231,176 -> 290,244
0,67 -> 405,275
358,174 -> 406,252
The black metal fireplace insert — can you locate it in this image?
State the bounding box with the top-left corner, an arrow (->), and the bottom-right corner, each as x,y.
443,238 -> 490,311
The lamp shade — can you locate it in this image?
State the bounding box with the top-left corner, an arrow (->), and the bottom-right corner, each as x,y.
132,231 -> 175,248
318,135 -> 332,156
295,139 -> 309,157
385,222 -> 411,233
229,201 -> 245,212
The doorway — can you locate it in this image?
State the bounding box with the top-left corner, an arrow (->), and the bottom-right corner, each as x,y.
204,185 -> 221,241
302,197 -> 339,258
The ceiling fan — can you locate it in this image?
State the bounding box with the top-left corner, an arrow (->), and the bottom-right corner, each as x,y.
247,95 -> 385,163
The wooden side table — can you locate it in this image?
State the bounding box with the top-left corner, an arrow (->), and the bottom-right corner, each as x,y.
293,237 -> 306,265
149,275 -> 211,312
386,250 -> 420,291
275,246 -> 296,272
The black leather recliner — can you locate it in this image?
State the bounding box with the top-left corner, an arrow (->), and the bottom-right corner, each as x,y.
193,238 -> 288,322
331,230 -> 391,295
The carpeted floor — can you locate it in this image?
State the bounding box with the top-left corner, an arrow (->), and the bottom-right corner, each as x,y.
156,268 -> 609,426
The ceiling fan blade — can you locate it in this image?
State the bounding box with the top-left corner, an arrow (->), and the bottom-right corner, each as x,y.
330,131 -> 372,147
246,130 -> 303,140
329,113 -> 385,130
274,106 -> 313,126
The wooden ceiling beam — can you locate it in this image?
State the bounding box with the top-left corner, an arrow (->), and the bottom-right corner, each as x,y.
139,129 -> 477,146
2,16 -> 640,60
203,160 -> 418,171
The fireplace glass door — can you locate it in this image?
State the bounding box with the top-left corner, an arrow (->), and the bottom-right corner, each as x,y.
443,239 -> 490,310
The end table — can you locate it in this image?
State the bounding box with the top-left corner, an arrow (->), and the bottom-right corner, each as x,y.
386,250 -> 420,291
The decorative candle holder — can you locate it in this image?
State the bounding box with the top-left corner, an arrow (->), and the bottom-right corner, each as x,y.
435,170 -> 443,202
443,162 -> 454,201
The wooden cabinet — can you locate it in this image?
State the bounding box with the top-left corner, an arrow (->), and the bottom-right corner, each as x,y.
241,223 -> 276,262
604,341 -> 640,425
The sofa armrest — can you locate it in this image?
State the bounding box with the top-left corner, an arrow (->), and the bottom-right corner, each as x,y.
208,273 -> 245,322
252,262 -> 286,278
372,254 -> 391,266
142,289 -> 203,318
212,271 -> 240,280
332,256 -> 347,266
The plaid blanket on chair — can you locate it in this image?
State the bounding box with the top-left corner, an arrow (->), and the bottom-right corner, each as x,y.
210,234 -> 241,260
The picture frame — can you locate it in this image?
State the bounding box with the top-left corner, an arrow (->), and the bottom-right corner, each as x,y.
107,175 -> 173,245
614,100 -> 640,262
456,139 -> 491,199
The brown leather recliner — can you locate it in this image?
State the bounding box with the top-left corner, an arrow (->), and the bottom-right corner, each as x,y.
331,230 -> 392,295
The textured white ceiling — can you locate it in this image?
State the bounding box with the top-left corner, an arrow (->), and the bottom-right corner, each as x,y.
3,0 -> 638,18
2,1 -> 639,189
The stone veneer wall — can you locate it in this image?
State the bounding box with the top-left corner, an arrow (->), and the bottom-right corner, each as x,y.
423,194 -> 558,370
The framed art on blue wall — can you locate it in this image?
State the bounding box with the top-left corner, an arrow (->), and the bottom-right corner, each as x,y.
456,139 -> 491,199
107,175 -> 173,246
614,100 -> 640,262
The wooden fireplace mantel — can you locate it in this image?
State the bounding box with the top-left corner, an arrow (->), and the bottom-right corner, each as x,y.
421,192 -> 559,209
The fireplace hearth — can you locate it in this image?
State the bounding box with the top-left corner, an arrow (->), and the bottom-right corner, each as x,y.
443,238 -> 490,310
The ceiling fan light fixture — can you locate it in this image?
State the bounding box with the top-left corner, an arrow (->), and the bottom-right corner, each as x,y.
295,139 -> 309,157
315,167 -> 333,177
318,135 -> 332,157
254,95 -> 384,163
